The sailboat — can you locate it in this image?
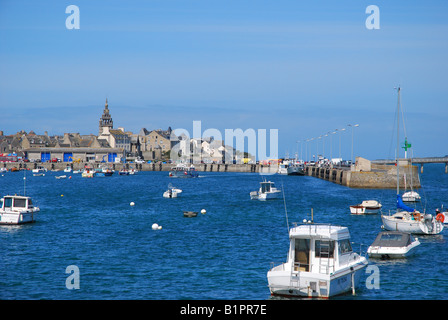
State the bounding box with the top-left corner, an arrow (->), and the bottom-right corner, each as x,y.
381,87 -> 443,235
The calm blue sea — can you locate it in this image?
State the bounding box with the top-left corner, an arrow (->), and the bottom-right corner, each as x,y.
0,164 -> 447,300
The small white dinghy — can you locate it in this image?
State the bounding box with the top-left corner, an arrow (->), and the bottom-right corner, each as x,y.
402,191 -> 421,202
367,231 -> 420,259
349,200 -> 382,215
163,184 -> 183,198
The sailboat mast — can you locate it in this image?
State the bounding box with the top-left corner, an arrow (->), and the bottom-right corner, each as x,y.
396,86 -> 400,196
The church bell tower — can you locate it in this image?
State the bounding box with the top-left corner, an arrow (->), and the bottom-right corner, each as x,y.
99,98 -> 113,135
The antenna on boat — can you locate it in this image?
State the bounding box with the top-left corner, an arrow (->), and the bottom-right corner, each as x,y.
23,169 -> 26,196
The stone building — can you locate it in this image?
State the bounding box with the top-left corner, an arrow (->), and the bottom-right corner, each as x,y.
138,127 -> 179,160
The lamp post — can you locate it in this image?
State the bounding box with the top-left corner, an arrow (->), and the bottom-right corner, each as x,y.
330,131 -> 336,161
296,140 -> 302,162
347,124 -> 359,166
335,128 -> 346,162
323,133 -> 328,160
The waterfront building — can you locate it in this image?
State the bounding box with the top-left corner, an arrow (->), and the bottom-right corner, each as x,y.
138,127 -> 179,160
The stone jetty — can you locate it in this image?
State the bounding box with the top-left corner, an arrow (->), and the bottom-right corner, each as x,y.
305,157 -> 420,189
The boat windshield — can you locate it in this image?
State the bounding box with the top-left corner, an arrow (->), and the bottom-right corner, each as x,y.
338,239 -> 352,255
3,197 -> 13,208
14,198 -> 27,208
372,232 -> 412,247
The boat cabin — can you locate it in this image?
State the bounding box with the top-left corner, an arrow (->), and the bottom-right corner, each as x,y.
288,224 -> 355,274
260,181 -> 274,193
1,195 -> 36,212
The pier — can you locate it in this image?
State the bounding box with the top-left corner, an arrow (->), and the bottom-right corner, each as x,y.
305,157 -> 421,189
373,157 -> 448,174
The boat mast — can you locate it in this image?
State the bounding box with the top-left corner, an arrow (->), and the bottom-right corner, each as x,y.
396,86 -> 401,196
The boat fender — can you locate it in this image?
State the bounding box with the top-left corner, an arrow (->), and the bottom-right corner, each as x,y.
436,213 -> 445,223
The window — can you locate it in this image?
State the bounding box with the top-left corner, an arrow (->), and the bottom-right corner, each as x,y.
4,197 -> 13,208
315,240 -> 334,258
294,239 -> 310,271
338,239 -> 353,255
14,198 -> 27,208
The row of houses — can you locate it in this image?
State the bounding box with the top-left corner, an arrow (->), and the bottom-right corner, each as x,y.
0,99 -> 244,163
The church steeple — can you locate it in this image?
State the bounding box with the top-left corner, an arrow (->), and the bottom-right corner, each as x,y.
99,98 -> 113,135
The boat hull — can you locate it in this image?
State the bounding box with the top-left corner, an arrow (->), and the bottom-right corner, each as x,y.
367,244 -> 419,259
169,172 -> 198,178
349,205 -> 381,215
267,261 -> 367,298
0,211 -> 38,225
287,166 -> 305,176
258,191 -> 281,201
82,172 -> 94,178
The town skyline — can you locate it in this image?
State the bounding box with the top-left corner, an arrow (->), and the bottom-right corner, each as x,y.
1,1 -> 447,161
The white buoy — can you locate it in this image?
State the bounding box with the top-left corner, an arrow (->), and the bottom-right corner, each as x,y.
201,209 -> 206,214
130,202 -> 135,206
152,223 -> 162,230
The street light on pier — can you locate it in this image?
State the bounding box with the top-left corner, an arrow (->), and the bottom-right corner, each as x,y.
335,128 -> 346,161
347,124 -> 359,167
296,140 -> 303,162
330,131 -> 336,161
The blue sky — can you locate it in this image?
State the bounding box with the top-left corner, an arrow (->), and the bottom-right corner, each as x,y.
0,0 -> 447,160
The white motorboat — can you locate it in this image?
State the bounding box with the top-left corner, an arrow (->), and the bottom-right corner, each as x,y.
0,195 -> 40,225
55,175 -> 67,179
381,87 -> 443,235
402,191 -> 421,202
32,166 -> 47,174
287,163 -> 305,176
163,184 -> 183,198
250,180 -> 281,200
349,200 -> 382,215
367,231 -> 420,259
278,163 -> 289,175
63,166 -> 72,173
169,164 -> 199,178
267,223 -> 368,298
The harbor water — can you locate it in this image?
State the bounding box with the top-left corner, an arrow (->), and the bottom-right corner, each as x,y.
1,164 -> 447,300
